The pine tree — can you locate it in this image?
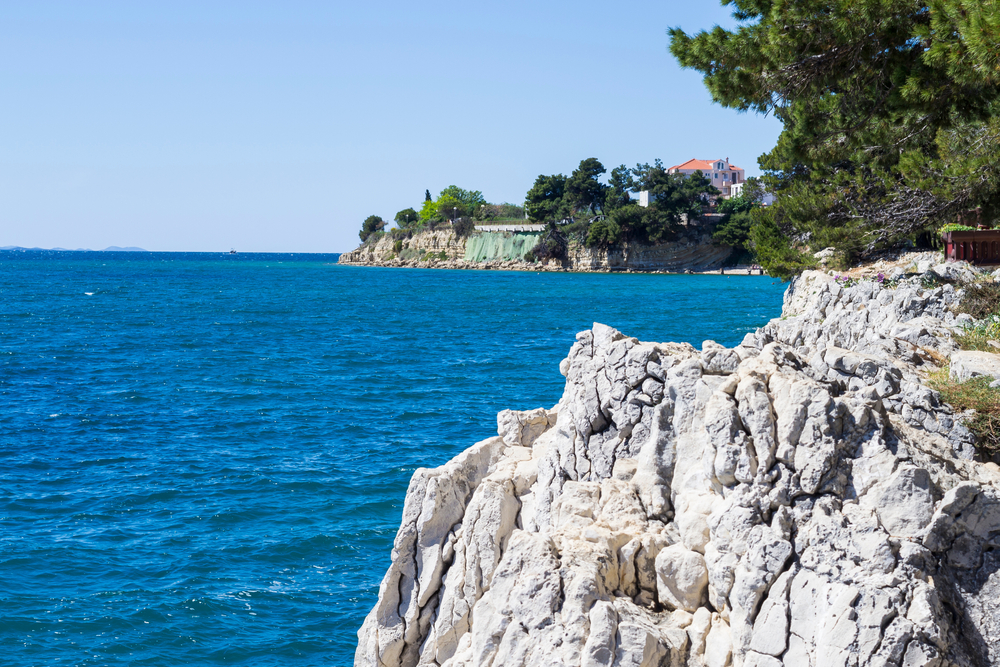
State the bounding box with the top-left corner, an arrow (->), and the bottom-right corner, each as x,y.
525,174 -> 570,223
670,0 -> 1000,278
564,158 -> 608,215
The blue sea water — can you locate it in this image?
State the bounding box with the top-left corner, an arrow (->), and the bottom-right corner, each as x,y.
0,251 -> 786,666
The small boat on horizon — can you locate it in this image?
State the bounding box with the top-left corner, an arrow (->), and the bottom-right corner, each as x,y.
229,248 -> 237,254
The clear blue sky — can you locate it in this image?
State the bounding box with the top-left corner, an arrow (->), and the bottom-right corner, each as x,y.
0,1 -> 781,253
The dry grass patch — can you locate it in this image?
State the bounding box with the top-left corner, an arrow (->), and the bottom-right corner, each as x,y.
928,369 -> 1000,460
957,281 -> 1000,319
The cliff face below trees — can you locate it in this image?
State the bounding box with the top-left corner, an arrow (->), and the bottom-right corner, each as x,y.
355,267 -> 1000,667
337,229 -> 733,273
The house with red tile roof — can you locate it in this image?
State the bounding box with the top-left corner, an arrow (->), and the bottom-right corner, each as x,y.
668,158 -> 745,199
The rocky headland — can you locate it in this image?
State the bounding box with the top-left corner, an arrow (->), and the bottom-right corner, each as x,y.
337,228 -> 734,273
356,259 -> 1000,667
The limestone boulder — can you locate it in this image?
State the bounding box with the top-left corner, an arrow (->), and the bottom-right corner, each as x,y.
654,544 -> 708,612
950,350 -> 1000,383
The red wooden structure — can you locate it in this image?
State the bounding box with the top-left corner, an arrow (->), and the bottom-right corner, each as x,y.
943,230 -> 1000,265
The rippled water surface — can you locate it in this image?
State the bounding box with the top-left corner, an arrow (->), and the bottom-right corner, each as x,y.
0,251 -> 786,665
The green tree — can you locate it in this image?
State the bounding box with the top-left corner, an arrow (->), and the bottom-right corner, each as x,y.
629,165 -> 718,242
525,174 -> 569,222
713,178 -> 766,251
359,215 -> 386,242
475,203 -> 525,221
631,159 -> 664,190
669,0 -> 1000,277
419,198 -> 441,223
425,189 -> 432,202
533,220 -> 569,261
565,158 -> 608,215
439,185 -> 487,210
604,164 -> 634,213
436,194 -> 467,221
394,207 -> 419,228
585,217 -> 623,248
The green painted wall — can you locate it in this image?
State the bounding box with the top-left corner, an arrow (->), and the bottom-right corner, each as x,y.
464,232 -> 541,262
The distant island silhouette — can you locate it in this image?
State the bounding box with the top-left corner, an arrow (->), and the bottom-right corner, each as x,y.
0,246 -> 147,252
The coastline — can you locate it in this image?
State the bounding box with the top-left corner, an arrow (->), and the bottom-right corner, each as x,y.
356,260 -> 1000,667
338,228 -> 739,274
337,256 -> 767,276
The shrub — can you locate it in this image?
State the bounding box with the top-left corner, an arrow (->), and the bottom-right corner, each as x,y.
561,219 -> 591,238
928,370 -> 1000,460
532,222 -> 568,261
939,223 -> 977,234
453,218 -> 475,238
748,213 -> 816,280
585,217 -> 623,248
476,203 -> 525,221
364,230 -> 385,245
523,251 -> 537,263
393,240 -> 403,254
957,282 -> 1000,320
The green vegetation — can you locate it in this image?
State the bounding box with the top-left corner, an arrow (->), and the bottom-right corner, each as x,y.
565,158 -> 608,215
958,282 -> 1000,320
475,203 -> 525,222
436,194 -> 466,221
364,157 -> 716,259
394,208 -> 419,229
670,0 -> 1000,279
713,179 -> 765,252
952,282 -> 1000,350
439,186 -> 486,211
359,215 -> 386,242
532,222 -> 569,261
929,369 -> 1000,460
955,319 -> 1000,352
585,216 -> 624,248
452,218 -> 475,238
939,223 -> 977,234
525,174 -> 570,223
604,165 -> 634,212
524,157 -> 719,250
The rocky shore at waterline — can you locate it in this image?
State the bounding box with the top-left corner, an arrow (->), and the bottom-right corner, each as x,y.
337,229 -> 735,274
356,264 -> 1000,667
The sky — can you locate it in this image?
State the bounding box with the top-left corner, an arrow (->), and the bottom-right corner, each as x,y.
0,1 -> 782,253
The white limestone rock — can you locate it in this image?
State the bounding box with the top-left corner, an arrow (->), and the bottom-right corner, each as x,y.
950,350 -> 1000,383
932,261 -> 978,283
357,271 -> 1000,667
875,466 -> 936,537
655,544 -> 709,612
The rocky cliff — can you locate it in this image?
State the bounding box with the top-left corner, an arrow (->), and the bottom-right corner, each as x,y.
355,265 -> 1000,667
337,229 -> 732,273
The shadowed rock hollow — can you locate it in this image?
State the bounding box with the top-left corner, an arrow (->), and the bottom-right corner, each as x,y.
356,269 -> 1000,667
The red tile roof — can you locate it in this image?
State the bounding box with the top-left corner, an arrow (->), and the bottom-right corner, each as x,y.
668,159 -> 742,172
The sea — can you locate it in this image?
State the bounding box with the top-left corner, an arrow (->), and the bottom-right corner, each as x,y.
0,251 -> 786,666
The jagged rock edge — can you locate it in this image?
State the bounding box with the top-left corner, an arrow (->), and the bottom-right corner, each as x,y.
356,267 -> 1000,667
